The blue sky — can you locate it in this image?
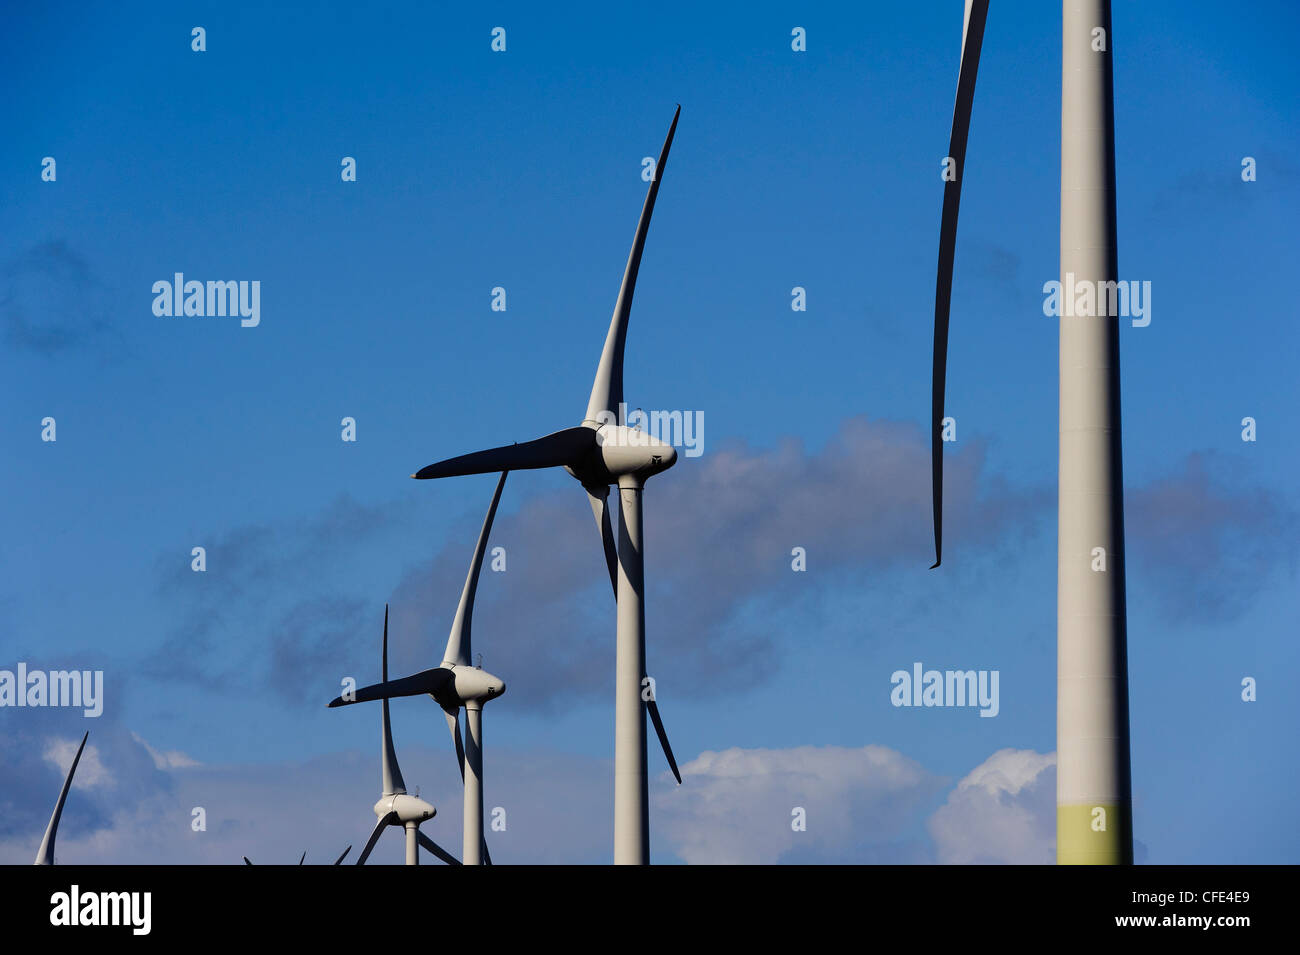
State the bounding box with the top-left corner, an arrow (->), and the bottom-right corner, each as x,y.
1,0 -> 1297,864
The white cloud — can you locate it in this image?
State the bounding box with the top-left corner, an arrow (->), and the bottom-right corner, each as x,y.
6,733 -> 1059,865
656,744 -> 943,864
131,732 -> 201,770
43,736 -> 112,789
927,748 -> 1056,864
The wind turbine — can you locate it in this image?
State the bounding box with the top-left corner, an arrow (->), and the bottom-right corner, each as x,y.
242,847 -> 350,865
928,0 -> 1132,864
344,605 -> 460,866
407,107 -> 685,864
242,852 -> 306,865
33,730 -> 88,865
329,472 -> 510,865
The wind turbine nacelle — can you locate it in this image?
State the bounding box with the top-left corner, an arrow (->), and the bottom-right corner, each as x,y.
375,794 -> 436,825
595,424 -> 678,479
452,666 -> 506,704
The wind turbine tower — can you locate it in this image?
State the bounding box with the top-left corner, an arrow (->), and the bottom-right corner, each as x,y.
1056,0 -> 1132,865
929,0 -> 1132,864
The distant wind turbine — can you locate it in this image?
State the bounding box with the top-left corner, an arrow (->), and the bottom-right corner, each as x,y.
242,847 -> 351,865
33,730 -> 88,865
407,107 -> 686,865
344,606 -> 460,866
329,472 -> 510,865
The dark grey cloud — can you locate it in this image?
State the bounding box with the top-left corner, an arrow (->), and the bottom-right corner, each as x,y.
148,493 -> 415,700
0,240 -> 121,356
138,415 -> 1042,712
1147,153 -> 1299,218
144,419 -> 1291,718
268,596 -> 371,705
387,416 -> 1043,710
963,237 -> 1033,309
1126,452 -> 1298,622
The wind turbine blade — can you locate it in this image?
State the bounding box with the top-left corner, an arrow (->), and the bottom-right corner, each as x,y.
482,839 -> 492,866
329,667 -> 456,708
416,830 -> 463,866
585,485 -> 619,596
356,812 -> 396,865
444,706 -> 466,782
585,105 -> 681,425
34,730 -> 88,865
646,699 -> 682,784
243,857 -> 254,865
298,851 -> 306,865
930,0 -> 989,570
379,606 -> 407,797
445,471 -> 509,668
413,428 -> 597,480
333,845 -> 352,865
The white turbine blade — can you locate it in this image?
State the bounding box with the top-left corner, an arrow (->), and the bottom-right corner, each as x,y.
583,105 -> 681,426
380,605 -> 407,797
930,0 -> 989,569
584,484 -> 619,596
356,812 -> 396,865
444,706 -> 466,782
444,471 -> 509,668
416,830 -> 462,866
34,730 -> 88,865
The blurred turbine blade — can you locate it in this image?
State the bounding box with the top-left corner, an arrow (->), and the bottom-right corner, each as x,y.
444,706 -> 466,782
585,485 -> 619,596
34,730 -> 88,865
646,698 -> 682,785
379,605 -> 407,797
585,105 -> 681,424
416,830 -> 462,866
356,812 -> 397,865
330,667 -> 456,708
413,428 -> 597,480
333,845 -> 352,865
931,0 -> 989,570
445,471 -> 509,667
